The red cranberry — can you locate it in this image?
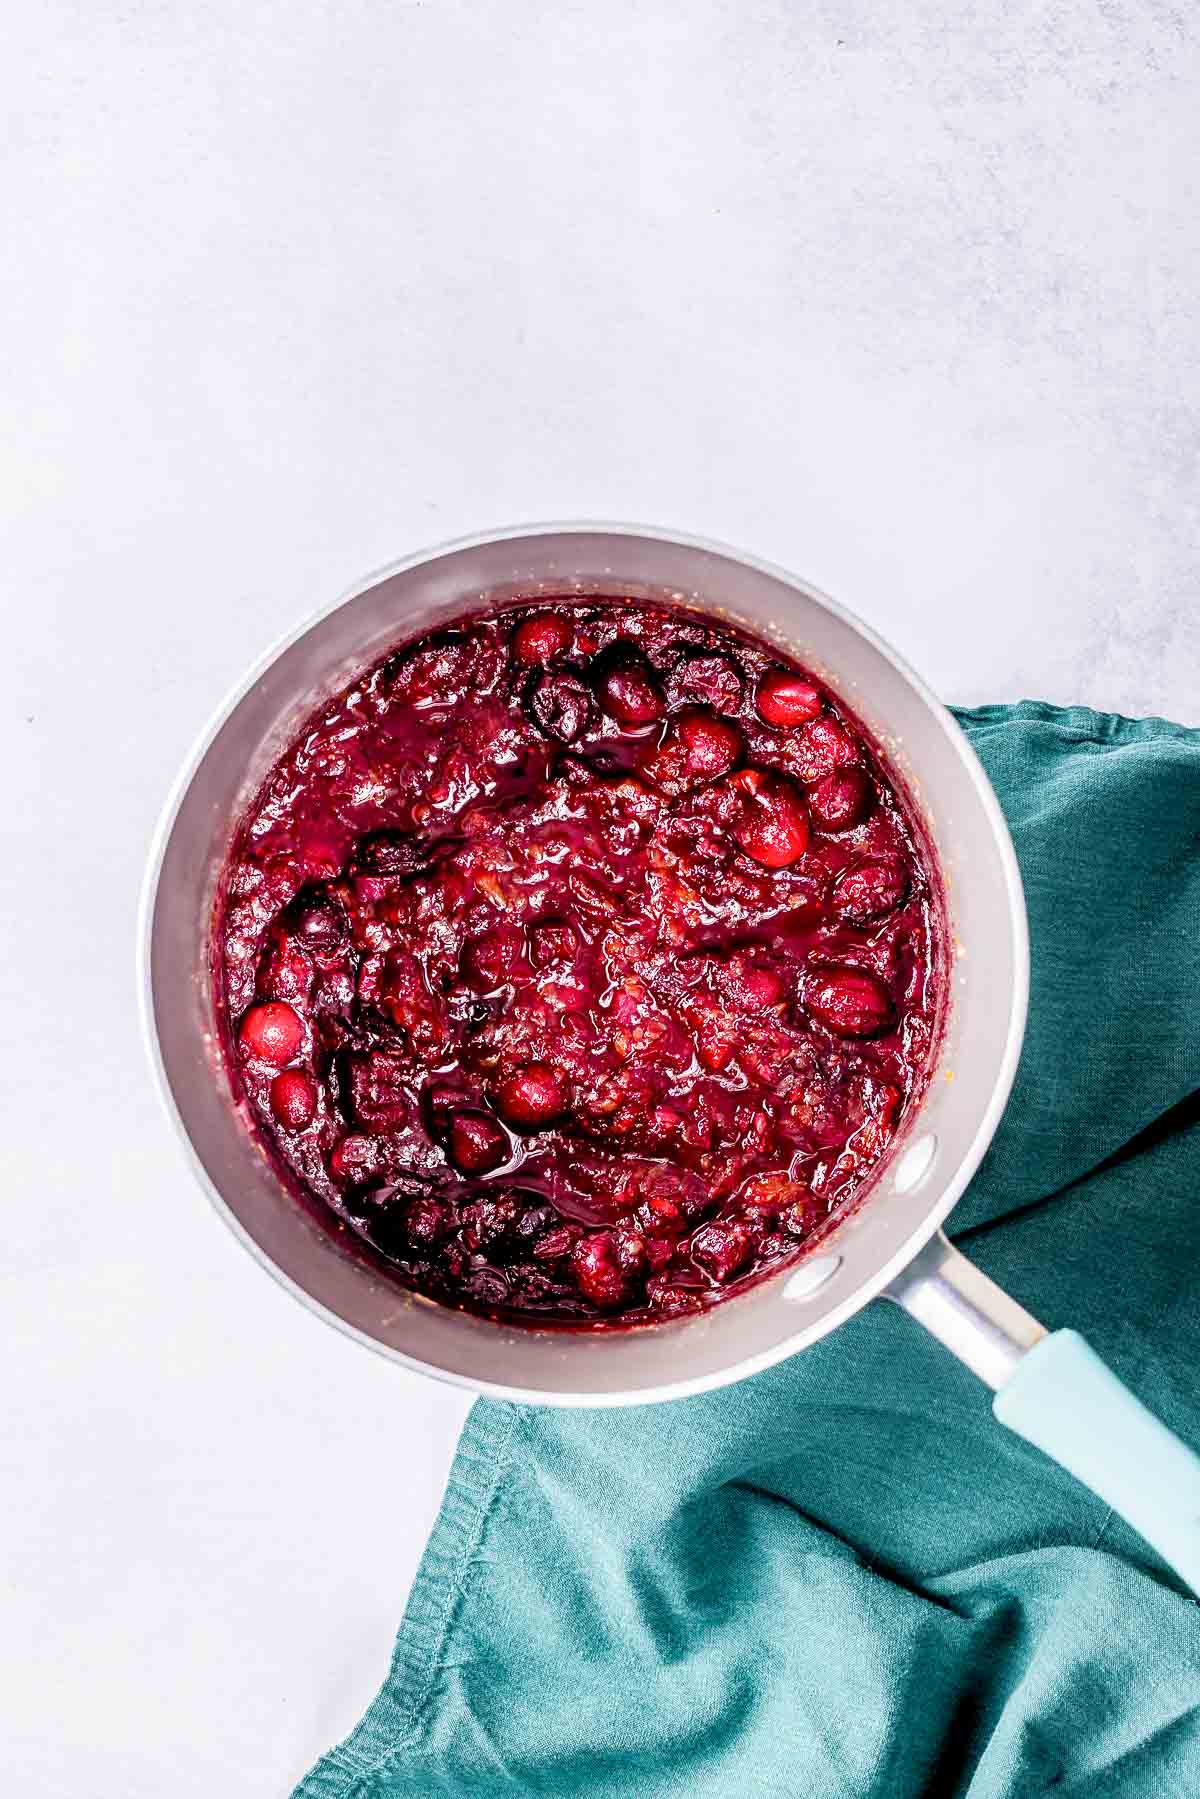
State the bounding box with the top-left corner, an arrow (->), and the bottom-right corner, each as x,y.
674,709 -> 744,783
495,1063 -> 570,1130
279,884 -> 348,954
691,1220 -> 752,1281
831,858 -> 911,924
238,1001 -> 303,1065
726,768 -> 811,868
571,1231 -> 630,1308
445,1109 -> 510,1175
808,766 -> 874,833
793,714 -> 859,783
756,669 -> 823,727
269,1069 -> 317,1130
512,612 -> 572,666
805,968 -> 895,1038
593,643 -> 664,728
670,649 -> 745,713
526,669 -> 595,743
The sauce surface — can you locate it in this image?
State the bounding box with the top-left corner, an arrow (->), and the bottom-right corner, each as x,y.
217,599 -> 945,1325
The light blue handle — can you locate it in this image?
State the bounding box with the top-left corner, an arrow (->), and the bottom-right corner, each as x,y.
994,1329 -> 1200,1594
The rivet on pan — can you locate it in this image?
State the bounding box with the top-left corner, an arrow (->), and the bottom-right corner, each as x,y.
893,1133 -> 937,1194
783,1254 -> 842,1301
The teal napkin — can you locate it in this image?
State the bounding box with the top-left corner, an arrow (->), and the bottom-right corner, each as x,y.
296,704 -> 1200,1799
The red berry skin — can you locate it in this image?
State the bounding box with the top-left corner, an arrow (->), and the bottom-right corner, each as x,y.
674,709 -> 744,783
727,768 -> 811,868
593,644 -> 665,729
495,1063 -> 570,1131
831,859 -> 911,924
808,765 -> 874,833
571,1231 -> 630,1308
445,1109 -> 510,1175
512,612 -> 572,666
756,669 -> 823,727
238,1001 -> 304,1065
269,1069 -> 317,1130
793,714 -> 859,783
805,968 -> 895,1038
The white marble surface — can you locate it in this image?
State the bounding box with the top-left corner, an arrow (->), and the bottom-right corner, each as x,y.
3,3 -> 1198,1794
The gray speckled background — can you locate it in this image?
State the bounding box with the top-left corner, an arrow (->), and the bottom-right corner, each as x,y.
3,4 -> 1198,1794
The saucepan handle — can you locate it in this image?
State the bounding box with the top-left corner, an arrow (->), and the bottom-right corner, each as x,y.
885,1231 -> 1200,1594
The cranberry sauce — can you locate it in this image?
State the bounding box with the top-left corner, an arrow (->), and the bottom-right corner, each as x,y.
216,599 -> 945,1326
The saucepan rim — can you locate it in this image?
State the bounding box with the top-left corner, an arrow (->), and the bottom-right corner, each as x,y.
138,520 -> 1029,1405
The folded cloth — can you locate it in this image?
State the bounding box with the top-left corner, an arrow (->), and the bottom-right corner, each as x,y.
296,704 -> 1200,1799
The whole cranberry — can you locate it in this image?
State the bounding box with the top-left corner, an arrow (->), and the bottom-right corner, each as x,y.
269,1068 -> 317,1130
571,1230 -> 630,1309
808,766 -> 874,833
279,883 -> 348,954
805,968 -> 895,1038
445,1109 -> 511,1175
726,768 -> 811,868
592,643 -> 665,729
691,1219 -> 752,1281
793,714 -> 859,783
512,612 -> 573,666
756,669 -> 823,727
238,1001 -> 304,1065
526,669 -> 595,743
831,858 -> 911,924
674,709 -> 744,783
495,1063 -> 570,1131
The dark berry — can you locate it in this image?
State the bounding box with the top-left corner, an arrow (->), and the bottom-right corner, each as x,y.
526,669 -> 595,743
279,883 -> 348,954
382,630 -> 489,708
592,643 -> 665,729
670,649 -> 744,713
445,1109 -> 510,1174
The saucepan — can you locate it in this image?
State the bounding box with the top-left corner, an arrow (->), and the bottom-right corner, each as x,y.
140,523 -> 1200,1590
